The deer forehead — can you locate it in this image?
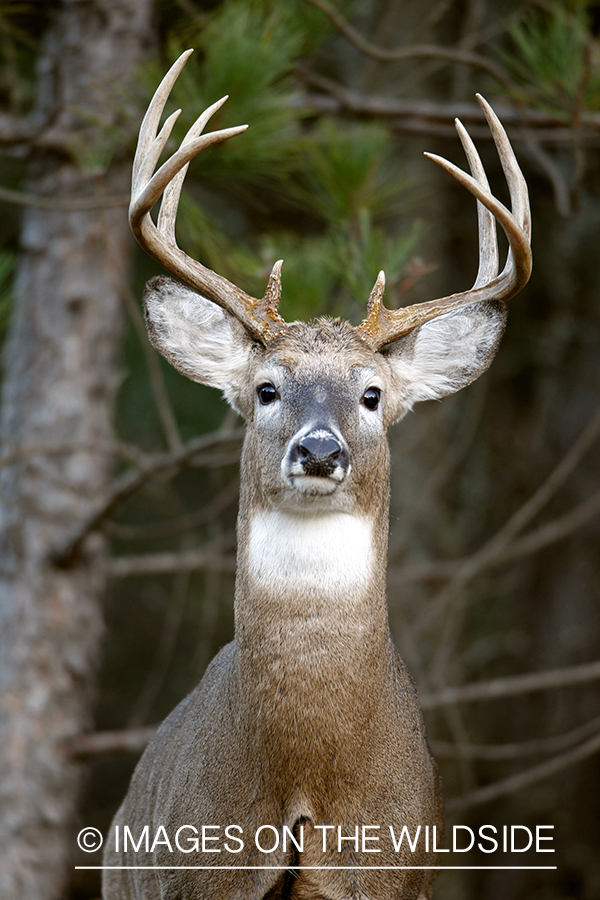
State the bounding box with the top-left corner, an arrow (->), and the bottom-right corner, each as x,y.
267,316 -> 374,363
250,318 -> 388,398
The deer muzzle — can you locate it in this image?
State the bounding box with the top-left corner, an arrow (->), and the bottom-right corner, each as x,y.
283,427 -> 350,494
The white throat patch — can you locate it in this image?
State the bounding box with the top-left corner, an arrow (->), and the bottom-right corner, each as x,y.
248,511 -> 373,593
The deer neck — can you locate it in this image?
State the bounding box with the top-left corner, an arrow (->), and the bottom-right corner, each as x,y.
235,471 -> 390,624
231,466 -> 394,765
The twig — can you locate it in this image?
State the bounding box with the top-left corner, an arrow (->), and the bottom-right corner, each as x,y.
50,428 -> 244,567
106,477 -> 239,541
414,404 -> 600,641
302,0 -> 511,86
484,407 -> 600,553
119,278 -> 183,453
190,528 -> 229,682
72,726 -> 157,758
128,539 -> 193,727
431,713 -> 600,760
427,403 -> 600,687
0,110 -> 47,144
451,0 -> 488,100
0,437 -> 150,471
0,184 -> 130,211
499,488 -> 600,561
294,78 -> 600,146
109,542 -> 236,579
390,381 -> 486,555
440,702 -> 478,794
388,120 -> 598,146
445,730 -> 600,813
388,486 -> 600,587
522,133 -> 572,217
420,658 -> 600,709
79,715 -> 600,763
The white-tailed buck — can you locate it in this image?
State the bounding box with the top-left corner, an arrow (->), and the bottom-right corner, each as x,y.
103,51 -> 531,900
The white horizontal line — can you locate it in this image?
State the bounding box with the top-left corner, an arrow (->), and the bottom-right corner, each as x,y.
77,865 -> 558,871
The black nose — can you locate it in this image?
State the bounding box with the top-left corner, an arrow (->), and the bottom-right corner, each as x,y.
295,431 -> 348,477
299,434 -> 341,460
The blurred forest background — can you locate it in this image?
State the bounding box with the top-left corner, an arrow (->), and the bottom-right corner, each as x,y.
0,1 -> 599,899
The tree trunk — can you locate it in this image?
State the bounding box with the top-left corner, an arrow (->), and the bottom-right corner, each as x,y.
0,2 -> 152,898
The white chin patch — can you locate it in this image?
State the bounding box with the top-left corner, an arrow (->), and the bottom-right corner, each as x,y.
289,474 -> 340,495
248,511 -> 373,592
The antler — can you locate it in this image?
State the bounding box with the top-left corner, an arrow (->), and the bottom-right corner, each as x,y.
356,94 -> 532,350
129,49 -> 287,345
132,56 -> 530,351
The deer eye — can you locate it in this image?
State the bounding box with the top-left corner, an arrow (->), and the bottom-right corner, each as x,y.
362,387 -> 381,411
257,383 -> 279,405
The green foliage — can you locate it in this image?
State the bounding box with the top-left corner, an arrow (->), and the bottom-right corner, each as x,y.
294,119 -> 412,227
141,1 -> 421,324
282,119 -> 420,318
501,2 -> 600,117
147,1 -> 309,182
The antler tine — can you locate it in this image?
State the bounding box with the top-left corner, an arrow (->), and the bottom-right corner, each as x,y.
132,50 -> 192,195
477,94 -> 530,237
157,95 -> 229,245
129,50 -> 288,345
454,118 -> 498,289
476,93 -> 531,288
356,97 -> 532,350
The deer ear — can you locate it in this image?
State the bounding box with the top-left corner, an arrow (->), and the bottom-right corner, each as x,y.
382,299 -> 507,419
143,276 -> 257,415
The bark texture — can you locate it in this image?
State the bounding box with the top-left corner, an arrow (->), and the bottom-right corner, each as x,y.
0,2 -> 152,898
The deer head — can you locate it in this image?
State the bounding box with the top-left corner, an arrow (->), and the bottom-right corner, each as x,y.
131,50 -> 531,530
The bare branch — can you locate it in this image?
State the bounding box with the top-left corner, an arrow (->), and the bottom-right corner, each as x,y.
420,658 -> 600,709
50,428 -> 244,567
494,407 -> 600,545
0,111 -> 47,145
119,278 -> 183,453
0,184 -> 130,211
389,486 -> 600,585
295,73 -> 600,146
499,488 -> 600,561
109,541 -> 236,579
302,0 -> 511,86
106,478 -> 239,541
431,713 -> 600,759
71,726 -> 156,758
451,0 -> 488,99
128,540 -> 193,727
413,404 -> 600,639
0,438 -> 150,472
522,133 -> 573,217
445,730 -> 600,813
390,381 -> 486,555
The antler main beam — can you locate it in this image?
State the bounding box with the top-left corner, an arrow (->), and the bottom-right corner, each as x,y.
129,50 -> 287,345
131,52 -> 531,351
356,94 -> 532,350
